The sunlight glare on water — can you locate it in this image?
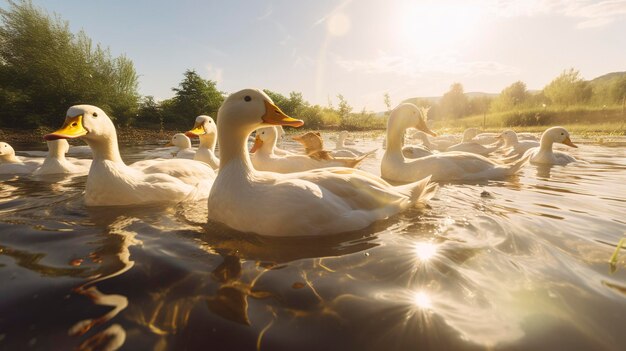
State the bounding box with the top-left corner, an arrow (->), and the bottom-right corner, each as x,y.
0,134 -> 625,350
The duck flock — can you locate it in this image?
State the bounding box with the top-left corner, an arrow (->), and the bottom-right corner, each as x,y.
0,88 -> 579,237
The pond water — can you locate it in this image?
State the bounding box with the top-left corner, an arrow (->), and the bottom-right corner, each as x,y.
1,135 -> 625,351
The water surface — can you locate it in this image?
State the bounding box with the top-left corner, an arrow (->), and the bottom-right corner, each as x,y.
1,136 -> 625,350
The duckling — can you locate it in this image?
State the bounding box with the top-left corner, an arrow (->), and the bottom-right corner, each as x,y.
251,127 -> 368,172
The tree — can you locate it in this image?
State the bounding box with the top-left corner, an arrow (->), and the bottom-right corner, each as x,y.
337,94 -> 352,119
491,81 -> 528,111
263,90 -> 306,117
136,96 -> 162,127
440,83 -> 468,119
383,93 -> 392,114
0,0 -> 139,128
167,69 -> 223,125
543,68 -> 592,106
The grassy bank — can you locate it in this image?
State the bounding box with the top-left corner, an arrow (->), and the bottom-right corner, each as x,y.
0,127 -> 175,145
432,105 -> 626,136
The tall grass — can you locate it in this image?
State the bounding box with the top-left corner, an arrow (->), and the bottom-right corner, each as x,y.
432,105 -> 626,135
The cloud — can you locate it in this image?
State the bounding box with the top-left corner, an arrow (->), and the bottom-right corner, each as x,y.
492,0 -> 626,28
205,64 -> 223,84
335,52 -> 520,78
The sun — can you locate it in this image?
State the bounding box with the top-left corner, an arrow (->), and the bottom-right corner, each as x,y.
395,1 -> 485,52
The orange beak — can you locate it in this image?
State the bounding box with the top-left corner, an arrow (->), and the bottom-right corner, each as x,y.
261,100 -> 303,127
44,115 -> 88,140
417,121 -> 437,137
562,136 -> 577,148
250,135 -> 263,153
185,123 -> 205,138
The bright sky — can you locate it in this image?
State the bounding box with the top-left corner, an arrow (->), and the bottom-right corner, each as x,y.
22,0 -> 626,111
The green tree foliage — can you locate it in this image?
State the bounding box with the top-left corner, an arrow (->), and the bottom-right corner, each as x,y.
263,89 -> 305,117
136,96 -> 163,127
591,74 -> 626,105
383,92 -> 391,114
468,96 -> 493,115
337,94 -> 352,119
0,0 -> 139,128
543,68 -> 592,106
164,69 -> 223,126
440,83 -> 468,119
491,81 -> 528,111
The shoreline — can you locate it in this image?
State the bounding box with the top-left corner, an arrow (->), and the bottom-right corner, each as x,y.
2,123 -> 624,146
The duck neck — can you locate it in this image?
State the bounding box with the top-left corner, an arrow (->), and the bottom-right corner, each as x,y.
199,133 -> 217,152
0,153 -> 21,164
337,135 -> 346,148
386,121 -> 410,155
417,132 -> 432,148
218,125 -> 254,171
462,132 -> 473,142
539,136 -> 554,153
260,135 -> 276,155
504,137 -> 517,147
85,134 -> 124,163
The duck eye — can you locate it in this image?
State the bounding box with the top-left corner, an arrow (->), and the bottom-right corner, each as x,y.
244,96 -> 252,102
561,133 -> 564,135
92,112 -> 98,117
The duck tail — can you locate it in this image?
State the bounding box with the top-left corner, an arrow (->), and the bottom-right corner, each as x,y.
362,148 -> 378,158
503,152 -> 531,175
346,149 -> 378,168
396,175 -> 438,205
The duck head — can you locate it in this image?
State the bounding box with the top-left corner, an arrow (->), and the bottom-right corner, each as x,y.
388,103 -> 437,137
541,127 -> 577,148
462,128 -> 480,142
185,115 -> 217,138
168,133 -> 192,149
293,131 -> 324,152
44,105 -> 122,162
218,89 -> 303,133
0,142 -> 19,163
250,126 -> 278,153
44,105 -> 112,142
499,129 -> 518,146
186,115 -> 218,150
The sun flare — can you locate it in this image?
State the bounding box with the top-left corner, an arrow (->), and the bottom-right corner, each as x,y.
395,1 -> 484,52
414,242 -> 438,261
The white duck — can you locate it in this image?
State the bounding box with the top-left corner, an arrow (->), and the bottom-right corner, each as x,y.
44,105 -> 216,206
381,104 -> 528,182
446,128 -> 501,155
251,126 -> 367,173
207,89 -> 437,237
185,115 -> 220,169
0,142 -> 43,174
410,131 -> 456,152
167,133 -> 196,159
498,129 -> 540,158
32,139 -> 91,175
335,130 -> 364,155
523,126 -> 578,165
273,125 -> 294,156
402,145 -> 433,159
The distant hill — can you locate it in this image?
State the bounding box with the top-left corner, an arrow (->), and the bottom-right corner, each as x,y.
400,71 -> 626,106
401,92 -> 497,106
589,71 -> 626,85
